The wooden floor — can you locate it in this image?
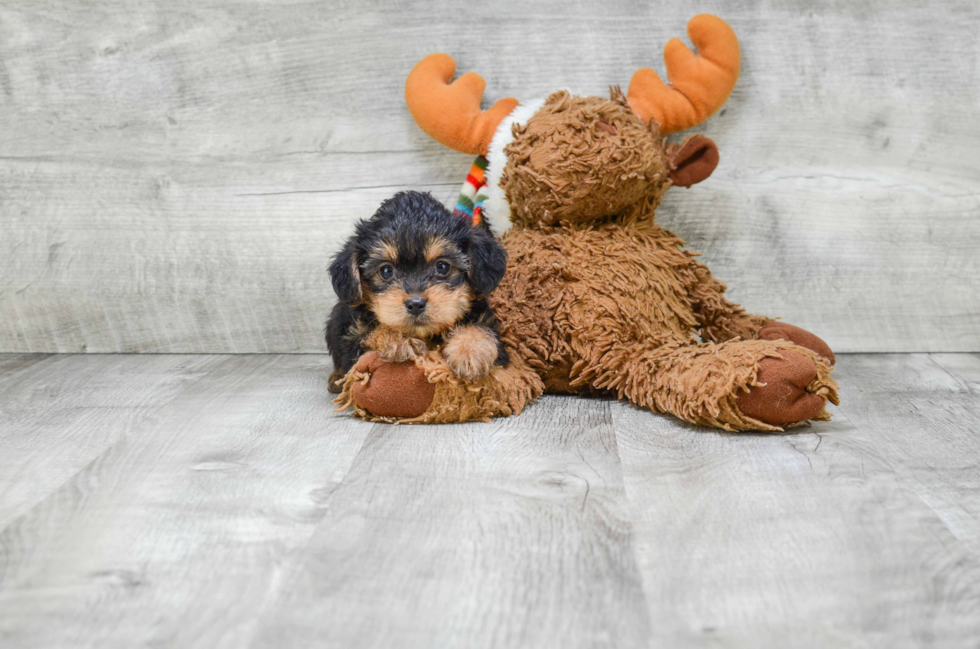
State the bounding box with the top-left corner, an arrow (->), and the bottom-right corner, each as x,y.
1,353 -> 978,648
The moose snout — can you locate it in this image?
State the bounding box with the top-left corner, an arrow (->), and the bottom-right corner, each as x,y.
404,296 -> 427,316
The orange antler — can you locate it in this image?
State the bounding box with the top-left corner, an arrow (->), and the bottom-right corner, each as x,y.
627,14 -> 740,134
405,54 -> 519,155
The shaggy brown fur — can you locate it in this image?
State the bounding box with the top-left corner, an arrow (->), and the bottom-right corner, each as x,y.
487,219 -> 838,431
486,90 -> 837,431
502,89 -> 671,227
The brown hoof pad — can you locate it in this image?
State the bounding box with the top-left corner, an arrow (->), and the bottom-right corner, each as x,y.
757,321 -> 835,365
350,352 -> 435,419
736,350 -> 827,426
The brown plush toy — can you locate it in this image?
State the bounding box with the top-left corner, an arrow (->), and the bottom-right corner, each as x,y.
338,14 -> 839,430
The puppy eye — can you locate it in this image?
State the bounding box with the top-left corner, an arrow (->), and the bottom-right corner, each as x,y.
379,264 -> 394,280
434,260 -> 451,277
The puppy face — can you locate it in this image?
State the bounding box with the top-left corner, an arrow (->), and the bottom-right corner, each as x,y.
362,233 -> 474,338
329,192 -> 507,339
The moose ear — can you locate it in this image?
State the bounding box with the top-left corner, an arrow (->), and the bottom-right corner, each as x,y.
467,226 -> 508,295
329,238 -> 362,306
668,135 -> 720,188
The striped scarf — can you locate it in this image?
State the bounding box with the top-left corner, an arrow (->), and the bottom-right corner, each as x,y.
453,155 -> 490,226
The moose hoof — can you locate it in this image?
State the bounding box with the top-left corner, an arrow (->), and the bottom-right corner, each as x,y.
350,352 -> 435,419
757,321 -> 835,365
736,350 -> 828,426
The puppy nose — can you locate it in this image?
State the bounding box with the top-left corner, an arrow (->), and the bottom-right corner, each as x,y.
404,297 -> 427,316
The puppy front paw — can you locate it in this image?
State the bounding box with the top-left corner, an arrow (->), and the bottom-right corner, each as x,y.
365,326 -> 428,363
377,335 -> 427,363
442,326 -> 499,381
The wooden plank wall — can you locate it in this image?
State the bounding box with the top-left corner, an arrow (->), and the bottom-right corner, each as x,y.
1,0 -> 977,353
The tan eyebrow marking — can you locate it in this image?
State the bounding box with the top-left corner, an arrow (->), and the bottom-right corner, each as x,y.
425,237 -> 450,263
379,240 -> 398,263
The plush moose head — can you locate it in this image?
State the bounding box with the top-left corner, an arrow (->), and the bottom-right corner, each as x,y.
405,14 -> 738,232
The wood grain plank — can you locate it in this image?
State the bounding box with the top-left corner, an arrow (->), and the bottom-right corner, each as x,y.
833,353 -> 980,557
0,156 -> 457,353
0,353 -> 221,529
0,0 -> 978,353
253,396 -> 651,649
0,355 -> 371,649
0,354 -> 54,384
1,353 -> 979,647
611,375 -> 980,647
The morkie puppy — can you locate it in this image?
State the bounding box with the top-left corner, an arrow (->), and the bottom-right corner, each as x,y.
326,191 -> 509,392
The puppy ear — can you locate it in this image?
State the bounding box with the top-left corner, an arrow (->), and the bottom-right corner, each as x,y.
329,238 -> 362,306
467,225 -> 507,295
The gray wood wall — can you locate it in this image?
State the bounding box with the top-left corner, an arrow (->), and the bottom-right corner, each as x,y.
1,0 -> 977,353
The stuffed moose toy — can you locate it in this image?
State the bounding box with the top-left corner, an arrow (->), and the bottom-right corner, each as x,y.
336,14 -> 839,430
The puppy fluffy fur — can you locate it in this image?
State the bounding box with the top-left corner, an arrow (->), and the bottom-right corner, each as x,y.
326,191 -> 509,391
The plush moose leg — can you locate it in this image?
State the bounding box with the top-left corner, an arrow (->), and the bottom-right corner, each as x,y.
755,321 -> 835,365
690,264 -> 836,365
335,350 -> 544,424
574,337 -> 838,431
487,224 -> 838,431
336,337 -> 836,429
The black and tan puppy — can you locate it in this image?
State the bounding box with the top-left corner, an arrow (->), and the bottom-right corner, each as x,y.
326,191 -> 509,392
